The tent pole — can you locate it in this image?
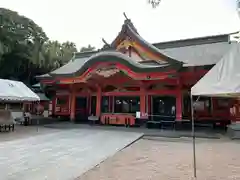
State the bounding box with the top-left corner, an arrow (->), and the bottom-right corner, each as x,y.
191,95 -> 197,178
37,101 -> 40,132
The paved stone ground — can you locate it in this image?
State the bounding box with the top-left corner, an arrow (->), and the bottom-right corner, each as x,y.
0,128 -> 143,180
0,125 -> 61,142
77,138 -> 240,180
44,122 -> 225,139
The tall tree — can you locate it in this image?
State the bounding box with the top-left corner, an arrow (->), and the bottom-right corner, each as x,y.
0,8 -> 48,65
42,40 -> 62,68
0,8 -> 88,84
43,40 -> 77,68
61,41 -> 77,63
0,8 -> 49,84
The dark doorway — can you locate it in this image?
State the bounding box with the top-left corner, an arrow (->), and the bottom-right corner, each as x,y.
114,96 -> 140,114
183,94 -> 191,119
101,96 -> 110,113
152,96 -> 176,122
90,96 -> 96,116
75,97 -> 88,122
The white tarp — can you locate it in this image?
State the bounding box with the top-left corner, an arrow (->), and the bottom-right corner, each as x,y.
191,43 -> 240,97
0,79 -> 40,101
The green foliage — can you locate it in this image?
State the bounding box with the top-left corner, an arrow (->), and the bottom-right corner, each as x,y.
0,8 -> 48,63
80,44 -> 95,52
0,8 -> 80,84
43,40 -> 77,68
0,2 -> 161,84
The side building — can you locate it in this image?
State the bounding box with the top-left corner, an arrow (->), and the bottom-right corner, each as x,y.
37,17 -> 239,127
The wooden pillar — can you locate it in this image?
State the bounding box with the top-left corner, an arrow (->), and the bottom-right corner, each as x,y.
96,85 -> 102,117
140,87 -> 146,117
70,86 -> 76,122
176,79 -> 182,121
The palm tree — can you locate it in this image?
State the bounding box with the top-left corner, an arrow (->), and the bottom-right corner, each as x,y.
61,41 -> 77,63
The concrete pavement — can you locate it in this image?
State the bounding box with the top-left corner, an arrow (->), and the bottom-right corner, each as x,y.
44,122 -> 224,139
0,129 -> 143,180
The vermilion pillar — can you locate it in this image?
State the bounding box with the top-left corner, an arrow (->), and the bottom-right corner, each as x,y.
140,87 -> 146,118
70,86 -> 76,121
96,85 -> 102,117
176,79 -> 182,121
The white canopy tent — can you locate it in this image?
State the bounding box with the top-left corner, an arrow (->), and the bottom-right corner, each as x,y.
190,43 -> 240,178
191,43 -> 240,97
0,79 -> 40,102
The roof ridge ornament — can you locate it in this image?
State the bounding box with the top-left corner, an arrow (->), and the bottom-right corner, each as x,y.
123,12 -> 129,20
101,38 -> 115,50
102,38 -> 111,48
122,13 -> 138,34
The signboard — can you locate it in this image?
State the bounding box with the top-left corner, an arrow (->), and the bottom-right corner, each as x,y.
136,111 -> 141,118
136,112 -> 148,119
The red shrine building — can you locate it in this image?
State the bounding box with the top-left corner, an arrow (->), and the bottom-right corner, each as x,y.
37,16 -> 239,128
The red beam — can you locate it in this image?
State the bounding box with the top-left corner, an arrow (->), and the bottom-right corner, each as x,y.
75,93 -> 90,96
54,62 -> 177,84
97,77 -> 137,86
180,70 -> 208,78
147,89 -> 178,95
89,76 -> 178,89
102,89 -> 178,96
41,80 -> 55,84
103,91 -> 140,96
141,78 -> 178,87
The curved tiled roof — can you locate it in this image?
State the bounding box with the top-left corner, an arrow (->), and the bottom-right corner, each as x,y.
111,19 -> 183,65
159,41 -> 235,67
37,17 -> 235,80
153,32 -> 236,66
47,51 -> 182,78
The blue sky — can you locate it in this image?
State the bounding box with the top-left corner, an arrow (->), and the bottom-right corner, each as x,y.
1,0 -> 239,49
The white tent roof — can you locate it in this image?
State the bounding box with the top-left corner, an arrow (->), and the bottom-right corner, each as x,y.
0,79 -> 40,102
191,43 -> 240,97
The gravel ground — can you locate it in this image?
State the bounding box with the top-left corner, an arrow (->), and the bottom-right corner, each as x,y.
77,138 -> 240,180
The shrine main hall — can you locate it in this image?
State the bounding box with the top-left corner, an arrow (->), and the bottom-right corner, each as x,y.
37,15 -> 238,127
